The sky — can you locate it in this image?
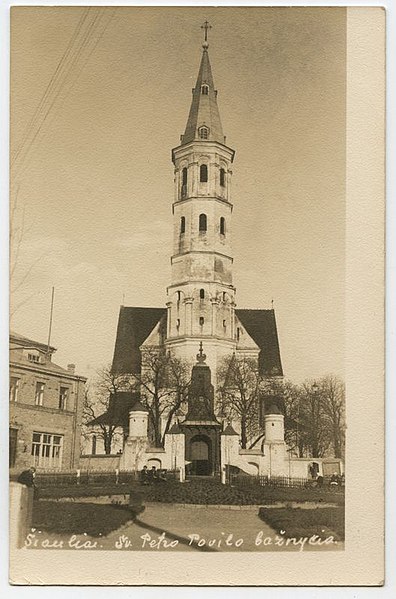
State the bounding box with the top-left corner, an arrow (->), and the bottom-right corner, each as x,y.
10,6 -> 346,383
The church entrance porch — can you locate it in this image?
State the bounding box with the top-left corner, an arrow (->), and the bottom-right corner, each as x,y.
183,426 -> 221,477
189,434 -> 211,476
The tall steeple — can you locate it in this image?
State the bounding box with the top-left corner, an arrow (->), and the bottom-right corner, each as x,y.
181,37 -> 225,146
166,23 -> 236,376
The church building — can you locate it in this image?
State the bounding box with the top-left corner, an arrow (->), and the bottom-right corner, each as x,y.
92,26 -> 340,480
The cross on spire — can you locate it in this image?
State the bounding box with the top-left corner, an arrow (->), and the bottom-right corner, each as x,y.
197,341 -> 207,363
201,20 -> 212,43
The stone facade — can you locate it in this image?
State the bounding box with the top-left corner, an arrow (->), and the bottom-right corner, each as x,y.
9,332 -> 86,472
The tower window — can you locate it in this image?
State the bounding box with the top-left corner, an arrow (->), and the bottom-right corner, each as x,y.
181,167 -> 188,198
223,291 -> 226,302
200,164 -> 208,182
199,127 -> 209,140
176,318 -> 180,330
199,213 -> 207,232
220,217 -> 226,236
199,317 -> 204,326
177,291 -> 181,303
199,289 -> 205,300
220,168 -> 226,187
223,319 -> 227,328
180,216 -> 186,234
201,84 -> 209,95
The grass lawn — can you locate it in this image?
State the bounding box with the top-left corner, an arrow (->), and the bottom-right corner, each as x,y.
32,501 -> 136,536
259,506 -> 345,541
140,480 -> 344,506
37,479 -> 344,506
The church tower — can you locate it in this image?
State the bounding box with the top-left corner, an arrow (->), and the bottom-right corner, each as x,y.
165,25 -> 237,374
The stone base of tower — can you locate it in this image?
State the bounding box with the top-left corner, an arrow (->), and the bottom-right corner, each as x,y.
164,336 -> 236,381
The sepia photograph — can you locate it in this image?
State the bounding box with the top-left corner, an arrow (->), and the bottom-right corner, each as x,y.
8,3 -> 385,587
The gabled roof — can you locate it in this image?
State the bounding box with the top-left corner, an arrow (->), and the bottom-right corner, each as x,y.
111,307 -> 283,377
222,423 -> 239,436
111,306 -> 166,374
236,309 -> 283,376
181,46 -> 225,146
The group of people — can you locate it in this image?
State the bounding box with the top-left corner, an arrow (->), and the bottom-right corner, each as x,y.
139,465 -> 167,485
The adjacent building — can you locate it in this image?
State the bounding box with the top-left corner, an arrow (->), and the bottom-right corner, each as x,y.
9,331 -> 86,472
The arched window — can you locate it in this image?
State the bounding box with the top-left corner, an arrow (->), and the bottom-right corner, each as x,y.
200,164 -> 208,182
199,289 -> 205,300
180,216 -> 186,234
220,217 -> 226,236
176,318 -> 180,330
201,84 -> 209,95
199,213 -> 207,232
220,168 -> 226,187
199,317 -> 204,327
177,291 -> 181,303
222,291 -> 226,302
199,127 -> 209,140
223,319 -> 227,329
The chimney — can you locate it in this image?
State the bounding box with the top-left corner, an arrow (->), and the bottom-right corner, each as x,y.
67,364 -> 76,374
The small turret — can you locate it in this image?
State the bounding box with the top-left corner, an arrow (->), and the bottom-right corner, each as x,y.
264,403 -> 284,443
128,401 -> 148,438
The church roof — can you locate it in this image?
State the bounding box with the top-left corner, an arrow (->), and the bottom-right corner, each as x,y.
168,422 -> 183,434
111,306 -> 166,374
88,391 -> 140,427
222,424 -> 239,436
181,45 -> 226,146
236,309 -> 283,376
111,307 -> 283,377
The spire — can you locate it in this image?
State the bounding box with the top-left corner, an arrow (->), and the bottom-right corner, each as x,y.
181,23 -> 225,146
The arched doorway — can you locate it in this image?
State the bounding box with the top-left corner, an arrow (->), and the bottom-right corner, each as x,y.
190,435 -> 211,475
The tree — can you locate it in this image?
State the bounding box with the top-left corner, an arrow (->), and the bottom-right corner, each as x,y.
218,354 -> 262,449
132,348 -> 190,448
320,375 -> 345,458
82,364 -> 133,455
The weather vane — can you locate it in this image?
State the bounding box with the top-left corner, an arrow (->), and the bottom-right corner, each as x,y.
201,20 -> 212,43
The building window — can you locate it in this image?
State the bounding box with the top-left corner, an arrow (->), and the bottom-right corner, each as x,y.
31,432 -> 63,469
92,435 -> 97,456
199,127 -> 209,140
181,168 -> 188,199
200,164 -> 208,182
199,316 -> 204,327
220,217 -> 226,236
199,288 -> 205,300
220,168 -> 226,187
35,382 -> 45,406
28,353 -> 40,363
180,216 -> 186,234
59,386 -> 69,410
9,377 -> 19,402
199,213 -> 207,232
201,84 -> 209,95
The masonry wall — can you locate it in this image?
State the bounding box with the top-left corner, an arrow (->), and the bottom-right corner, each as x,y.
9,365 -> 85,472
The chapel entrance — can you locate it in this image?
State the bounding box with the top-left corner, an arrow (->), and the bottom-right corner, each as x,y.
189,435 -> 211,476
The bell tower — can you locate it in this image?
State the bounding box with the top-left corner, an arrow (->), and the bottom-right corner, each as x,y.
165,24 -> 237,373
